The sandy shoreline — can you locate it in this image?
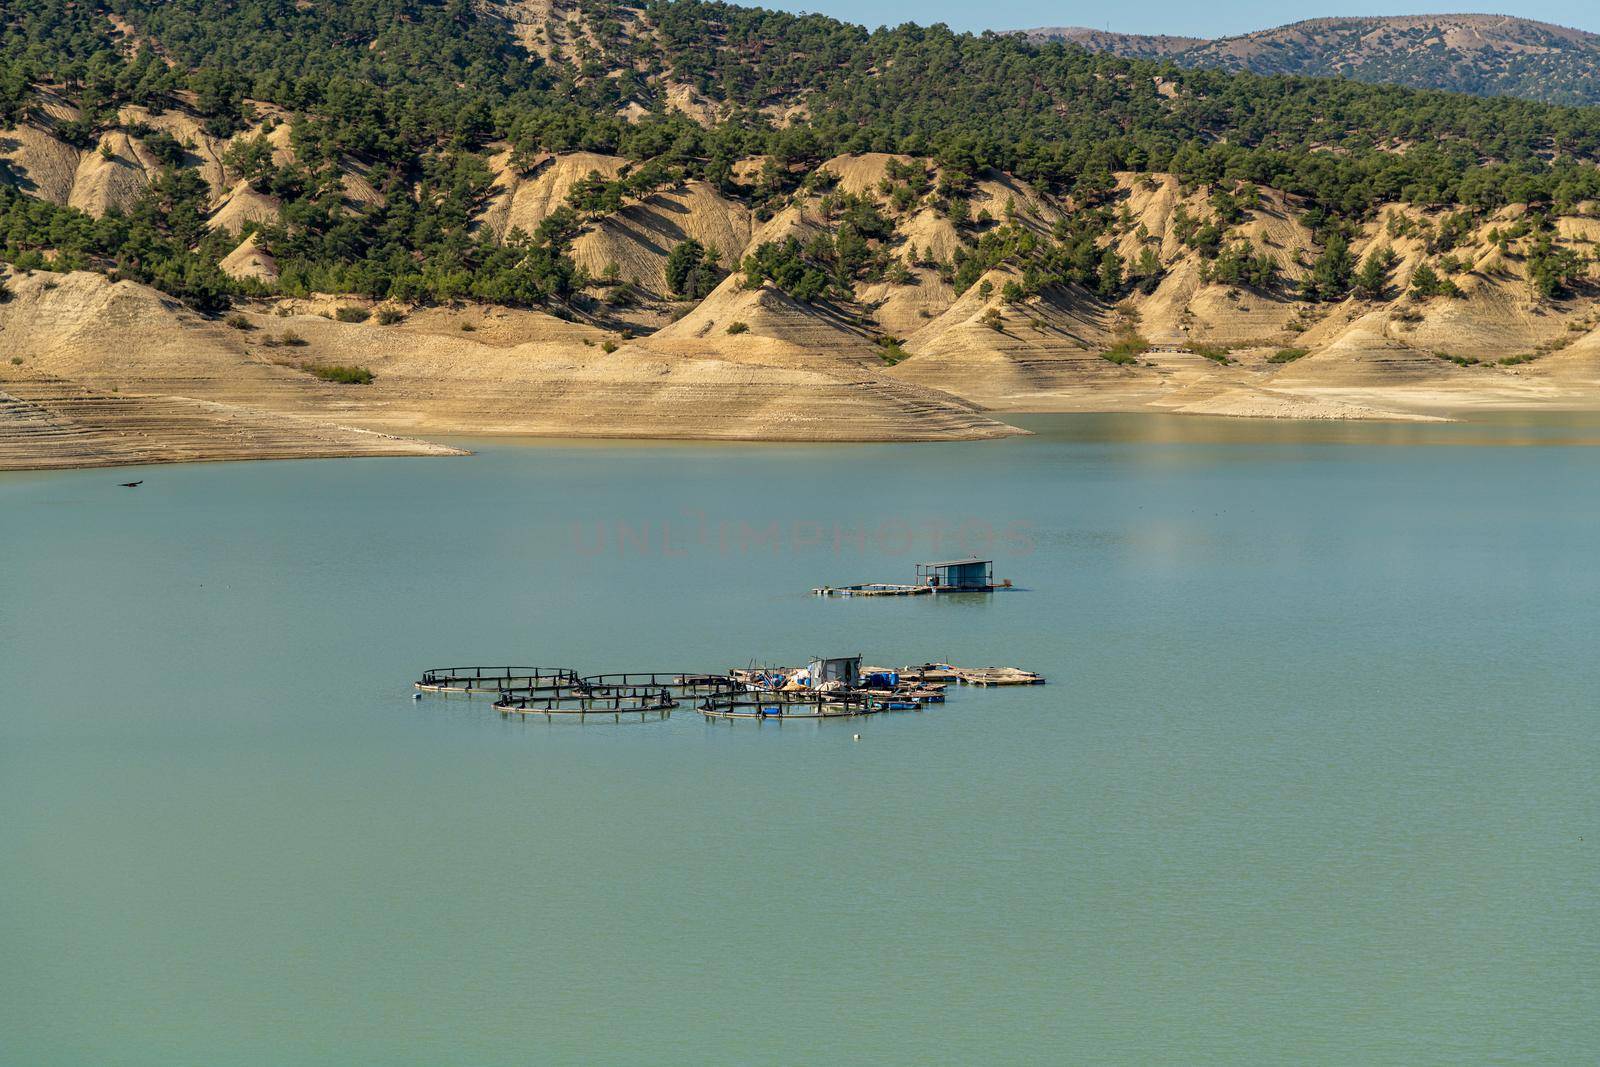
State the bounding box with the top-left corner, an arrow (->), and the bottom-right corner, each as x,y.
10,389 -> 1600,472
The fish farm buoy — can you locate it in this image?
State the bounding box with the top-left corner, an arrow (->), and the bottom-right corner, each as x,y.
412,692 -> 423,701
853,733 -> 862,741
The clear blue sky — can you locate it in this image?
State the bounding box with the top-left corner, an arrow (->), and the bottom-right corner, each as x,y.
759,1 -> 1599,39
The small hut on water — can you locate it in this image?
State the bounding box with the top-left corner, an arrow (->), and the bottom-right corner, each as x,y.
813,558 -> 1007,597
915,558 -> 995,592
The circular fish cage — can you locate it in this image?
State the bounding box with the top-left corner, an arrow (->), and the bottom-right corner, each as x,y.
578,672 -> 744,696
696,688 -> 925,721
415,666 -> 580,696
416,667 -> 752,724
493,682 -> 681,722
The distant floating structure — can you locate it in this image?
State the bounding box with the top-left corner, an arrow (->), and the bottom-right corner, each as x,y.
813,557 -> 1012,597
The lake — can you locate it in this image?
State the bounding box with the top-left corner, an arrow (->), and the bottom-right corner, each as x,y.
3,414 -> 1597,1064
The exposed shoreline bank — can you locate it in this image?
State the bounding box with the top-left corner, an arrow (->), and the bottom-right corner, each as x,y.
10,395 -> 1600,473
6,270 -> 1600,472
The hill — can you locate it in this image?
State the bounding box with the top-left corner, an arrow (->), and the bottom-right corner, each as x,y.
6,2 -> 1600,465
1020,15 -> 1600,106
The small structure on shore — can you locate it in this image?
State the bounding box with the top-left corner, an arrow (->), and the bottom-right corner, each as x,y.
814,558 -> 1011,597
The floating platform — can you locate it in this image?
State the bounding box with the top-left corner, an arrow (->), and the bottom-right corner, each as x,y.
953,667 -> 1046,686
812,583 -> 931,597
727,663 -> 943,703
866,662 -> 961,683
812,581 -> 1014,597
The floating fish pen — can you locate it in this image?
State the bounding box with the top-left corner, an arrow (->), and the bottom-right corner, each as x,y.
696,688 -> 924,721
494,683 -> 680,722
415,666 -> 580,695
578,672 -> 741,695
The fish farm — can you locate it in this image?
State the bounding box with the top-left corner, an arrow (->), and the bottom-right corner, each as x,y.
412,655 -> 1044,723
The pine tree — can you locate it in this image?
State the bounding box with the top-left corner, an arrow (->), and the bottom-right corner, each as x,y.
1354,246 -> 1396,299
1097,248 -> 1124,298
1133,247 -> 1163,294
1307,235 -> 1354,301
1410,262 -> 1443,298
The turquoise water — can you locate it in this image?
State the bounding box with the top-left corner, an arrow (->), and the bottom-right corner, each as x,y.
3,414 -> 1597,1064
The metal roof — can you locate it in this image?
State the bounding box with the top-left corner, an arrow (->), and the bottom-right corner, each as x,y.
919,558 -> 991,568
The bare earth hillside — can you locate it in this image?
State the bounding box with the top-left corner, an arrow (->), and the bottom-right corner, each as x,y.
0,267 -> 1018,469
10,146 -> 1600,468
9,151 -> 1600,470
7,4 -> 1600,469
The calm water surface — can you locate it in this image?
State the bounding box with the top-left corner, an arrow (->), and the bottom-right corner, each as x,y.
3,414 -> 1597,1064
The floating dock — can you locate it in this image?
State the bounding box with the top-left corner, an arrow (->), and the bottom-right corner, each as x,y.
813,583 -> 931,597
953,667 -> 1046,686
866,662 -> 961,683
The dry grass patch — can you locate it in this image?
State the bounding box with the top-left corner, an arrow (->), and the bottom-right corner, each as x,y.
1101,331 -> 1151,365
306,364 -> 374,385
1188,342 -> 1232,364
876,336 -> 910,364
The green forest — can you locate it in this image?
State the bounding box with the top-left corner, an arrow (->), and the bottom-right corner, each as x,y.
4,0 -> 1600,312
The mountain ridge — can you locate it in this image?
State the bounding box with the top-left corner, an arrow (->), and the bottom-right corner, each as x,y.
1019,14 -> 1600,105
